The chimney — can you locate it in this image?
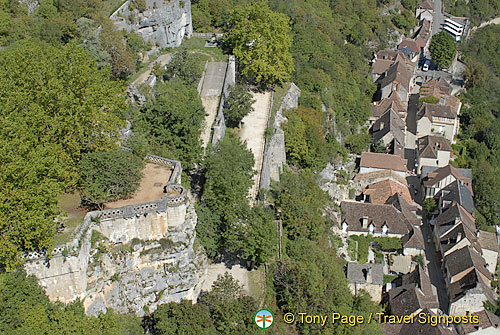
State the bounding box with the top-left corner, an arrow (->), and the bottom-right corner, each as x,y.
457,232 -> 462,242
362,216 -> 369,229
366,267 -> 372,283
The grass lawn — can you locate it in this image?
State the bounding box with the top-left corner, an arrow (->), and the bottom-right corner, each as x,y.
54,193 -> 87,245
248,266 -> 266,305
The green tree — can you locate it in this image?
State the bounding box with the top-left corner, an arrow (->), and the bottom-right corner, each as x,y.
203,132 -> 255,226
153,300 -> 217,335
0,41 -> 125,269
166,51 -> 204,86
272,170 -> 328,240
224,84 -> 255,127
78,150 -> 144,209
423,197 -> 437,213
139,80 -> 205,168
223,0 -> 294,85
429,31 -> 457,68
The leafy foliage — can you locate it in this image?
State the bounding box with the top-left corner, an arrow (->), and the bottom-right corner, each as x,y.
137,80 -> 205,168
223,0 -> 294,85
0,40 -> 125,269
423,197 -> 437,213
0,271 -> 143,334
272,170 -> 328,240
454,26 -> 500,227
224,84 -> 255,127
78,150 -> 144,209
429,31 -> 457,69
165,51 -> 205,86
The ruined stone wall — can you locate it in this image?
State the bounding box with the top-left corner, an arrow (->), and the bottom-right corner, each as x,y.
260,83 -> 301,190
211,55 -> 236,146
110,0 -> 192,49
24,154 -> 207,316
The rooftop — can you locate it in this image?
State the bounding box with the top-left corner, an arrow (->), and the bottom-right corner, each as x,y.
360,152 -> 407,172
459,309 -> 500,333
363,179 -> 412,205
346,262 -> 383,285
105,163 -> 174,209
417,135 -> 452,159
478,231 -> 499,252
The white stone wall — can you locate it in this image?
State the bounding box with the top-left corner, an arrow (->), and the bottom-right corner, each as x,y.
449,292 -> 489,315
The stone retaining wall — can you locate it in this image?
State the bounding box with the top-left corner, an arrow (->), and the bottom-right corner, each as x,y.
211,55 -> 236,146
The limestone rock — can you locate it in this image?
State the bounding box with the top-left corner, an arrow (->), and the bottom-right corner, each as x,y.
110,0 -> 192,49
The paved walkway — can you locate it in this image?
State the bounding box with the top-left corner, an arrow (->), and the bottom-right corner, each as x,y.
199,62 -> 227,149
238,91 -> 272,204
421,218 -> 450,312
131,54 -> 173,86
201,263 -> 251,295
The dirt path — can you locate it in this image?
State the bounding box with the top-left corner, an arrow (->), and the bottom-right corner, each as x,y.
471,16 -> 500,32
201,263 -> 251,295
132,54 -> 173,86
238,91 -> 272,205
200,96 -> 220,148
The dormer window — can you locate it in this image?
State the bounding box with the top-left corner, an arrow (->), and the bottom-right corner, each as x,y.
382,223 -> 388,234
369,223 -> 375,234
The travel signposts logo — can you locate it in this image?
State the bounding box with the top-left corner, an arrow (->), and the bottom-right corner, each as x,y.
255,309 -> 274,329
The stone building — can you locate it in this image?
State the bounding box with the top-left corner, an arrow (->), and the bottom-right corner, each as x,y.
416,135 -> 452,173
347,263 -> 384,301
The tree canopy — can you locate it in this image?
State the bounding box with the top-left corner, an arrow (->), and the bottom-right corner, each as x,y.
224,84 -> 255,127
223,0 -> 294,85
78,150 -> 144,209
0,40 -> 126,270
429,31 -> 457,68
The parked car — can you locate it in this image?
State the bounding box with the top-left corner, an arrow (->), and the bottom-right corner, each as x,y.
422,60 -> 430,72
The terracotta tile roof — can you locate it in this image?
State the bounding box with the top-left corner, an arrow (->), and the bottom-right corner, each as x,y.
417,135 -> 452,159
423,165 -> 472,192
372,59 -> 395,75
360,152 -> 407,172
354,169 -> 408,186
460,309 -> 500,333
341,201 -> 411,235
402,265 -> 434,296
398,39 -> 421,54
415,19 -> 431,48
363,179 -> 412,205
397,312 -> 458,334
386,193 -> 421,226
389,279 -> 438,316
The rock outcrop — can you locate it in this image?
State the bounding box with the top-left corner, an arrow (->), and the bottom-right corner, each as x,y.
110,0 -> 192,49
260,83 -> 301,190
85,205 -> 207,316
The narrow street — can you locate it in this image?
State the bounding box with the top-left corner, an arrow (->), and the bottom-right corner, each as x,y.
421,218 -> 450,313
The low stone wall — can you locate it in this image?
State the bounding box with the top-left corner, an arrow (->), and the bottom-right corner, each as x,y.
211,55 -> 236,146
192,32 -> 224,38
260,83 -> 301,190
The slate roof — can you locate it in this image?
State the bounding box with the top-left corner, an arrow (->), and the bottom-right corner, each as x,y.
445,246 -> 491,281
421,165 -> 472,180
423,165 -> 473,193
360,152 -> 407,172
417,135 -> 452,159
459,309 -> 500,334
341,201 -> 411,235
372,109 -> 406,146
435,180 -> 475,215
371,91 -> 407,119
346,263 -> 383,285
418,103 -> 457,120
380,61 -> 413,92
363,179 -> 412,205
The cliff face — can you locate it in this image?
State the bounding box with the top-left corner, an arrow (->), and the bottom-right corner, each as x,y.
85,205 -> 207,316
110,0 -> 193,49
